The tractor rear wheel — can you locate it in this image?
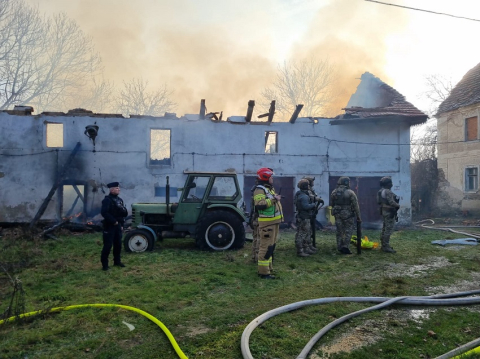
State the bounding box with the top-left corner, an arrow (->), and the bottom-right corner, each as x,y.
196,210 -> 245,251
123,229 -> 155,252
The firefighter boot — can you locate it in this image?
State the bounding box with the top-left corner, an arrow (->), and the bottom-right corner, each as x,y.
381,235 -> 396,253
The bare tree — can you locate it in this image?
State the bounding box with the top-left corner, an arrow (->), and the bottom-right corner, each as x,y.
411,121 -> 437,162
0,0 -> 101,112
260,59 -> 337,120
62,77 -> 115,113
421,74 -> 454,117
114,78 -> 176,117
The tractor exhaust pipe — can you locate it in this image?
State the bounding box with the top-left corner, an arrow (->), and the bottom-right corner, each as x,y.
166,176 -> 170,216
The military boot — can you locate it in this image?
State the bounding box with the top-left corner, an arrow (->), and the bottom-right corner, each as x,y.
308,245 -> 318,253
304,246 -> 316,255
296,245 -> 310,257
381,236 -> 396,253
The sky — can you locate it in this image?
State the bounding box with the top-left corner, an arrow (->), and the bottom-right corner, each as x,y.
25,0 -> 480,119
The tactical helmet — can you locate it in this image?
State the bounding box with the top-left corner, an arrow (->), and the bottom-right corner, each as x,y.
380,176 -> 393,188
302,176 -> 315,185
337,176 -> 350,186
297,178 -> 309,190
257,167 -> 274,181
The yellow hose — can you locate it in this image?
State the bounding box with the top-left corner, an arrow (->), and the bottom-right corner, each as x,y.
452,346 -> 480,358
0,303 -> 188,359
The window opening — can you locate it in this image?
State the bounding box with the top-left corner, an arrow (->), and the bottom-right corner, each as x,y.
465,116 -> 478,141
62,185 -> 85,218
155,186 -> 178,197
150,129 -> 171,165
46,123 -> 64,147
265,131 -> 278,153
465,167 -> 478,192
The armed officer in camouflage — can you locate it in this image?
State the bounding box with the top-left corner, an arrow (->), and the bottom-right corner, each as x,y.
377,176 -> 400,253
294,179 -> 318,257
330,177 -> 361,255
303,176 -> 324,251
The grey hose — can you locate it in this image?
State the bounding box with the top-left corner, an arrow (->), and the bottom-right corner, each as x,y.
241,290 -> 480,359
296,296 -> 408,359
297,290 -> 480,359
435,337 -> 480,359
415,219 -> 480,240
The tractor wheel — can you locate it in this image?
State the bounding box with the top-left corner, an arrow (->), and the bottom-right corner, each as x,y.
196,210 -> 245,251
123,229 -> 155,253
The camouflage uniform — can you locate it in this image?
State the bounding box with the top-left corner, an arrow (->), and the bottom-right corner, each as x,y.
330,177 -> 361,255
303,176 -> 323,253
294,180 -> 316,257
377,177 -> 400,253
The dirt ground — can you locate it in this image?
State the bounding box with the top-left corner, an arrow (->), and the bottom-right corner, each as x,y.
311,258 -> 480,358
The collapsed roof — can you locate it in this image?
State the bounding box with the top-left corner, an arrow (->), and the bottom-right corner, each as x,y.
331,72 -> 428,126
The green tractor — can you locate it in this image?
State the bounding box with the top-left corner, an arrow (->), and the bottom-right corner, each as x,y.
123,171 -> 247,252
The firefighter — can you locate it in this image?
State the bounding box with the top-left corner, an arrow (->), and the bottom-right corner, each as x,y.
330,177 -> 361,255
101,182 -> 128,270
377,176 -> 400,253
253,167 -> 284,279
249,179 -> 260,263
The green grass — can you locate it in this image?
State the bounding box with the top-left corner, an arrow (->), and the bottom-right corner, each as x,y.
1,226 -> 480,358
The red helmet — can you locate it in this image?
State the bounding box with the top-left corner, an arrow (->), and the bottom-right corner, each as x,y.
257,167 -> 274,181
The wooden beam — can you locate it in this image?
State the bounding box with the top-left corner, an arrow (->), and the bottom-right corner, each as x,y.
267,100 -> 276,123
29,142 -> 82,228
289,104 -> 304,124
200,99 -> 206,119
245,100 -> 255,122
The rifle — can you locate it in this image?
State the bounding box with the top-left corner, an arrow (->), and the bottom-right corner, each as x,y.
356,219 -> 362,255
394,195 -> 400,222
311,201 -> 323,248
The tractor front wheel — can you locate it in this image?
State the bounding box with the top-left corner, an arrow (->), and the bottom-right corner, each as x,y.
123,229 -> 155,253
196,210 -> 245,251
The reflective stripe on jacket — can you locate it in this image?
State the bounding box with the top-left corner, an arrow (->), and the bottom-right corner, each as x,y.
253,185 -> 283,224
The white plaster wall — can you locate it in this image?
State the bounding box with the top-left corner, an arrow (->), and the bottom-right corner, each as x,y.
0,112 -> 412,224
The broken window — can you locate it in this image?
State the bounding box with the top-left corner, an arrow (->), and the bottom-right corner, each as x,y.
465,116 -> 478,141
265,131 -> 278,154
46,123 -> 64,147
150,129 -> 171,166
465,167 -> 478,192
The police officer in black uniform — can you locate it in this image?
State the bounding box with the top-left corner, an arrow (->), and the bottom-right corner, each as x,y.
101,182 -> 128,271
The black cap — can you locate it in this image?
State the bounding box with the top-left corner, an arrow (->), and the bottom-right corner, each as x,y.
107,182 -> 119,188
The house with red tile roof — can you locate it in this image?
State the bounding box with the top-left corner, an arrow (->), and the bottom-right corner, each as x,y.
436,62 -> 480,214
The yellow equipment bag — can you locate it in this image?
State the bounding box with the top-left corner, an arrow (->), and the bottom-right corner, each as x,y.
350,235 -> 379,249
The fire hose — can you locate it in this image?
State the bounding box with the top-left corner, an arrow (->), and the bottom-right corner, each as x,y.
241,290 -> 480,359
415,219 -> 480,240
3,292 -> 480,358
0,303 -> 188,359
